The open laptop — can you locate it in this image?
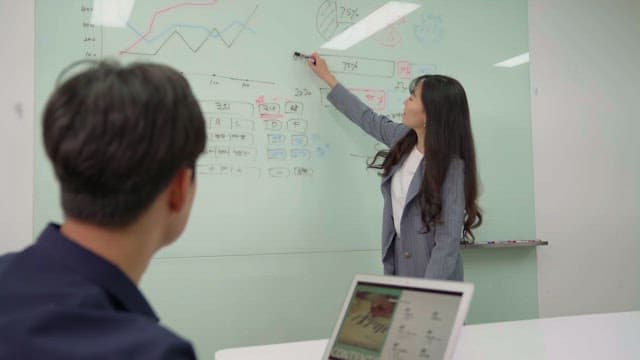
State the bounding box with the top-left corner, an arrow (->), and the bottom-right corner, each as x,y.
322,274 -> 473,360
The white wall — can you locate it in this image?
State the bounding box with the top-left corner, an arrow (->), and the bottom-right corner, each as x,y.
0,0 -> 34,253
530,0 -> 640,316
0,0 -> 638,316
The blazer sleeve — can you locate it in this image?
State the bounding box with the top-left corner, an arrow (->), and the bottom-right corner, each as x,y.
424,159 -> 465,279
327,83 -> 408,147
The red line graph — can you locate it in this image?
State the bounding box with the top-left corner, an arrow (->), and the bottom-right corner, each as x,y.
120,0 -> 218,54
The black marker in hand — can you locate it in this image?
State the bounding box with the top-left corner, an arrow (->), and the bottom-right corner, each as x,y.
293,51 -> 316,65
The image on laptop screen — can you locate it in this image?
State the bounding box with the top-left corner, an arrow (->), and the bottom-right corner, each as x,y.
328,281 -> 463,360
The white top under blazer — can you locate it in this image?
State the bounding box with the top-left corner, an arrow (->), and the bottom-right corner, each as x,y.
391,146 -> 423,236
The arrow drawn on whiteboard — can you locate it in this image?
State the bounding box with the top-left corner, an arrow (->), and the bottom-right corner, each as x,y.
181,72 -> 275,85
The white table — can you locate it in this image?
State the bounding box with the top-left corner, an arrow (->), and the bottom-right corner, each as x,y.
215,311 -> 640,360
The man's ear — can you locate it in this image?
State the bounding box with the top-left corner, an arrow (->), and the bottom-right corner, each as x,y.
168,167 -> 193,212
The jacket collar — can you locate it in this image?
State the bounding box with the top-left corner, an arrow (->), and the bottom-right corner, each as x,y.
382,151 -> 425,207
36,223 -> 159,321
405,159 -> 425,205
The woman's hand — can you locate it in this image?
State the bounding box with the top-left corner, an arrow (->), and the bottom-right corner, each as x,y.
307,52 -> 338,88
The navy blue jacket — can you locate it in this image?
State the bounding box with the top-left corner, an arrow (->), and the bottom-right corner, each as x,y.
0,224 -> 196,359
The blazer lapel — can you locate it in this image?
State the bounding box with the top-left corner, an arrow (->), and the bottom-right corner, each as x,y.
381,167 -> 396,187
405,160 -> 425,206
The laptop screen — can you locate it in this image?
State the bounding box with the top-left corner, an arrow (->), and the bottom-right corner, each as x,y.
327,281 -> 463,360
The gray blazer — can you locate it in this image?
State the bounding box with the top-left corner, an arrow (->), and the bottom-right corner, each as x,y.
328,83 -> 465,281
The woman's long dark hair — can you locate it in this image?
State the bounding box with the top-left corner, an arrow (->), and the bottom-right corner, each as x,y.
369,75 -> 482,241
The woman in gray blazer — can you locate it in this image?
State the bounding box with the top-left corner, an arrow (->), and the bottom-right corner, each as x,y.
307,53 -> 482,281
